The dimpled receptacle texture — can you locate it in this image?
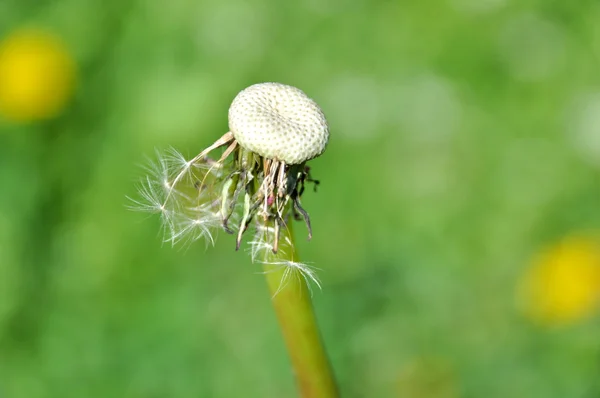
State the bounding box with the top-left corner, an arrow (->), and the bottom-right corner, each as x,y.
228,82 -> 329,165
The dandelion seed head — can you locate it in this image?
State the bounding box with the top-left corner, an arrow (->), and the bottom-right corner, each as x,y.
130,83 -> 327,290
228,82 -> 329,164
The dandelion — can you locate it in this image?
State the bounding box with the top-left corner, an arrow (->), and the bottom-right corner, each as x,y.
132,83 -> 327,270
0,28 -> 75,122
131,82 -> 338,397
518,234 -> 600,326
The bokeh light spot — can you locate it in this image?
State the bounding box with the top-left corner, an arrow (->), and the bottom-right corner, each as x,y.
498,13 -> 566,82
323,75 -> 383,141
391,74 -> 462,142
568,93 -> 600,168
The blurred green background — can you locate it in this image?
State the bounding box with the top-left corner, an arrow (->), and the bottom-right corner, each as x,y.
2,0 -> 600,397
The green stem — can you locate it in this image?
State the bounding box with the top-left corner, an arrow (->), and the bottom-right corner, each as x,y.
261,222 -> 339,398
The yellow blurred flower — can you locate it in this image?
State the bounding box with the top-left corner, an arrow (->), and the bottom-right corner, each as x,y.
518,235 -> 600,325
0,28 -> 76,122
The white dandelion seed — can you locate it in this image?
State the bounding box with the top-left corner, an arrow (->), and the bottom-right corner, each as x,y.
167,213 -> 220,248
261,260 -> 322,297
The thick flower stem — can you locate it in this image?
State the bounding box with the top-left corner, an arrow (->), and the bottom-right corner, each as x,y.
261,222 -> 339,398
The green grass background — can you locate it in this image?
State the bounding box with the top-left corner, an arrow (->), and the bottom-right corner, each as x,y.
1,0 -> 600,396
